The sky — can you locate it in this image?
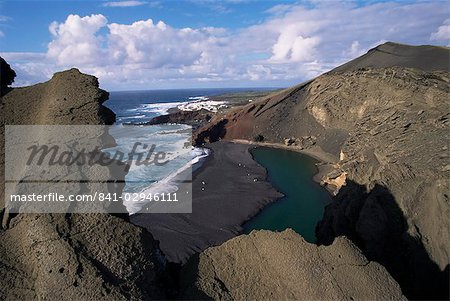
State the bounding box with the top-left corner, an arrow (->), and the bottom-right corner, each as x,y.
0,0 -> 449,90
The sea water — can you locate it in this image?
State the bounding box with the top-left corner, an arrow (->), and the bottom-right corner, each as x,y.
243,147 -> 331,242
106,88 -> 262,124
104,88 -> 268,214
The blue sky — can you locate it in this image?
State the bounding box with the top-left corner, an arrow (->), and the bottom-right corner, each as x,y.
1,0 -> 295,52
0,0 -> 449,90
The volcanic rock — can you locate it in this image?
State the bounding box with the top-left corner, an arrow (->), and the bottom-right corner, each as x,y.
193,42 -> 450,299
0,68 -> 164,300
181,230 -> 405,300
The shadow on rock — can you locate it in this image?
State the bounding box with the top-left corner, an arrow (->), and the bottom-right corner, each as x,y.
194,119 -> 228,146
316,181 -> 449,300
176,254 -> 213,300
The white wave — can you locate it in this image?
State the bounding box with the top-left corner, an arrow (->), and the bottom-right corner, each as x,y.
139,101 -> 186,115
126,114 -> 146,119
188,96 -> 209,101
124,147 -> 211,214
191,147 -> 210,164
116,97 -> 218,215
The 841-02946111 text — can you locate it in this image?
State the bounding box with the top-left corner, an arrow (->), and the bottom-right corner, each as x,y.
9,192 -> 179,203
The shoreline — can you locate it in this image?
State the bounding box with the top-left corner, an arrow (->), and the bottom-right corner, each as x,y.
230,138 -> 338,163
130,138 -> 338,264
125,99 -> 340,263
130,141 -> 283,264
230,139 -> 339,191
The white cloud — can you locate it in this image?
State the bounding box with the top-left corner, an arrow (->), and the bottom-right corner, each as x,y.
271,34 -> 321,62
0,52 -> 55,86
47,14 -> 108,66
431,19 -> 450,44
46,14 -> 230,71
107,19 -> 218,68
345,41 -> 366,58
102,1 -> 148,7
5,1 -> 450,90
247,64 -> 272,80
237,1 -> 449,77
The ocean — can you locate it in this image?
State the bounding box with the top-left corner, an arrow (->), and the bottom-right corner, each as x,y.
103,88 -> 269,214
105,88 -> 267,124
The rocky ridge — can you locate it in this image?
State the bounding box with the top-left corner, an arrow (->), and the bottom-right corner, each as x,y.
181,229 -> 405,300
141,108 -> 213,131
0,68 -> 163,300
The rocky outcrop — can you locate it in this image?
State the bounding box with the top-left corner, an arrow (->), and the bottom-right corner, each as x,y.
316,181 -> 449,299
181,229 -> 405,300
321,171 -> 347,195
193,43 -> 450,299
140,108 -> 213,131
283,136 -> 317,149
311,67 -> 450,299
0,56 -> 16,96
1,213 -> 163,300
0,68 -> 164,300
0,68 -> 117,219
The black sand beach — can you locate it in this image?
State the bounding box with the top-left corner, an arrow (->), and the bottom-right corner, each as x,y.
131,141 -> 282,264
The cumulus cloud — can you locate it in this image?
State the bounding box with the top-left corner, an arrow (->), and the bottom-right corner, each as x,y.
47,14 -> 108,66
271,34 -> 321,62
102,1 -> 148,7
107,20 -> 221,68
431,19 -> 450,44
5,1 -> 450,89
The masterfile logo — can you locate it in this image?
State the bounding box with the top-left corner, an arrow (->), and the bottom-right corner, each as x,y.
4,125 -> 192,214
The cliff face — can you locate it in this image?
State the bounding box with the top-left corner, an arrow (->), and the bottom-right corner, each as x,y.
181,229 -> 405,300
0,69 -> 163,300
194,43 -> 450,298
0,68 -> 116,214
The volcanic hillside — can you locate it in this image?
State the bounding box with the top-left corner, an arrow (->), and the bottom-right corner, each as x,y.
194,42 -> 450,299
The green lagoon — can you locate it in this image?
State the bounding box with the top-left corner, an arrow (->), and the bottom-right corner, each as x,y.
243,147 -> 331,243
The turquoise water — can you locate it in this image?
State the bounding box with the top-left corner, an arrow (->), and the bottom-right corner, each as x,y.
243,147 -> 331,243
